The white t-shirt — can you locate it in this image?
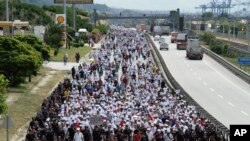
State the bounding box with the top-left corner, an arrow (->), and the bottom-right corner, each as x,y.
74,132 -> 84,141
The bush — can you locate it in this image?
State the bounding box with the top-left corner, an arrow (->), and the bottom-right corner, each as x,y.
210,40 -> 223,55
199,32 -> 216,45
222,44 -> 230,55
54,48 -> 59,56
79,41 -> 85,47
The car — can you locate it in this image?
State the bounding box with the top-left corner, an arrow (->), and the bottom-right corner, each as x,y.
159,43 -> 169,50
159,38 -> 166,44
154,35 -> 160,41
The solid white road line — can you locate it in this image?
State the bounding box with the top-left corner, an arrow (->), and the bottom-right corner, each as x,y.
241,111 -> 249,116
204,61 -> 250,96
228,102 -> 234,107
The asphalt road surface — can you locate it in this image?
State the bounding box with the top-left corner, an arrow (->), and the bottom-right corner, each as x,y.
151,36 -> 250,128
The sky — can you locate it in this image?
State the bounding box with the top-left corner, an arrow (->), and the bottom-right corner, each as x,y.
93,0 -> 249,13
94,0 -> 211,13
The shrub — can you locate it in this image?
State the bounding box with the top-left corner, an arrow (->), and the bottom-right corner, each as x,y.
210,40 -> 223,55
199,32 -> 216,45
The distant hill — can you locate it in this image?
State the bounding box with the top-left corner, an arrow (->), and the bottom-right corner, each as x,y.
21,0 -> 53,6
21,0 -> 112,12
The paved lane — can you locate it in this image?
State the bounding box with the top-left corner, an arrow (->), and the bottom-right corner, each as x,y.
151,36 -> 250,128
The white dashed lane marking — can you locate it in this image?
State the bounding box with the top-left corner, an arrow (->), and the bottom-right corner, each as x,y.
193,72 -> 198,75
218,94 -> 224,99
228,102 -> 234,107
203,81 -> 208,86
210,88 -> 215,92
197,77 -> 202,80
190,68 -> 193,71
241,111 -> 249,116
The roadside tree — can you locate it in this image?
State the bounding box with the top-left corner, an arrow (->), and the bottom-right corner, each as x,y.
14,35 -> 50,60
0,74 -> 8,115
0,37 -> 43,86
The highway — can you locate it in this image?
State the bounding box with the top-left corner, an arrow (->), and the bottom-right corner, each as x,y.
151,36 -> 250,128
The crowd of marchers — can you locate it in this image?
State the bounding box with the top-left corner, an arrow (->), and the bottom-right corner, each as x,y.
26,27 -> 225,141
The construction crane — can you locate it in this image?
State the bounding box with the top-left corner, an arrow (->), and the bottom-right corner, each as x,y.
195,0 -> 234,16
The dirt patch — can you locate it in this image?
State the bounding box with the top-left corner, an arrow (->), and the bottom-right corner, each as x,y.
7,96 -> 19,103
30,70 -> 57,94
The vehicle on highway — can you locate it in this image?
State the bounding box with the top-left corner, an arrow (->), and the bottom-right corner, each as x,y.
176,33 -> 188,50
161,26 -> 170,36
159,37 -> 166,44
170,31 -> 178,43
159,42 -> 169,50
186,37 -> 204,60
154,35 -> 160,41
153,25 -> 162,36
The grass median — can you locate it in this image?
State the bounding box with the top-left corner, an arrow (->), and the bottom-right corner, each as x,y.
50,46 -> 92,62
223,56 -> 250,74
202,45 -> 250,74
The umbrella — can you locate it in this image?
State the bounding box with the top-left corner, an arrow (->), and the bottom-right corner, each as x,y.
88,58 -> 95,62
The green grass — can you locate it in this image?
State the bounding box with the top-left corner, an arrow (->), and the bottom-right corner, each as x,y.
0,46 -> 91,140
50,46 -> 92,62
202,44 -> 250,74
0,68 -> 69,141
223,56 -> 250,74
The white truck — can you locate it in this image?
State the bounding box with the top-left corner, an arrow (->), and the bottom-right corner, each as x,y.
186,37 -> 204,60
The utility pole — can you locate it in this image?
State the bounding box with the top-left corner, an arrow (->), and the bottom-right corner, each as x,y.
6,0 -> 9,21
63,0 -> 67,48
228,23 -> 231,46
248,23 -> 250,52
72,3 -> 76,31
189,20 -> 192,31
233,20 -> 235,40
223,21 -> 225,37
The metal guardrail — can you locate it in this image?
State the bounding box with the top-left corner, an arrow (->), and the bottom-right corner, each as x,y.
145,34 -> 230,141
203,47 -> 250,84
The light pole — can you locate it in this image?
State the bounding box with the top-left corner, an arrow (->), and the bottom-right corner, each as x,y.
248,23 -> 250,52
72,3 -> 76,31
6,0 -> 9,21
228,22 -> 231,46
63,0 -> 67,48
223,21 -> 225,37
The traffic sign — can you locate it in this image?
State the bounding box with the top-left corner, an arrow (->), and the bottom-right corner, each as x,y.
237,57 -> 250,65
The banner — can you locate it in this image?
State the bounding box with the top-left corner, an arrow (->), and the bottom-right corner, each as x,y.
55,14 -> 66,25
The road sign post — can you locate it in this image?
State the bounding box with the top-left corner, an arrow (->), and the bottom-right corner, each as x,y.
237,57 -> 250,65
0,115 -> 13,141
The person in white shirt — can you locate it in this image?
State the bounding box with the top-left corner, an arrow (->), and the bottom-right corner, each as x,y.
74,128 -> 84,141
